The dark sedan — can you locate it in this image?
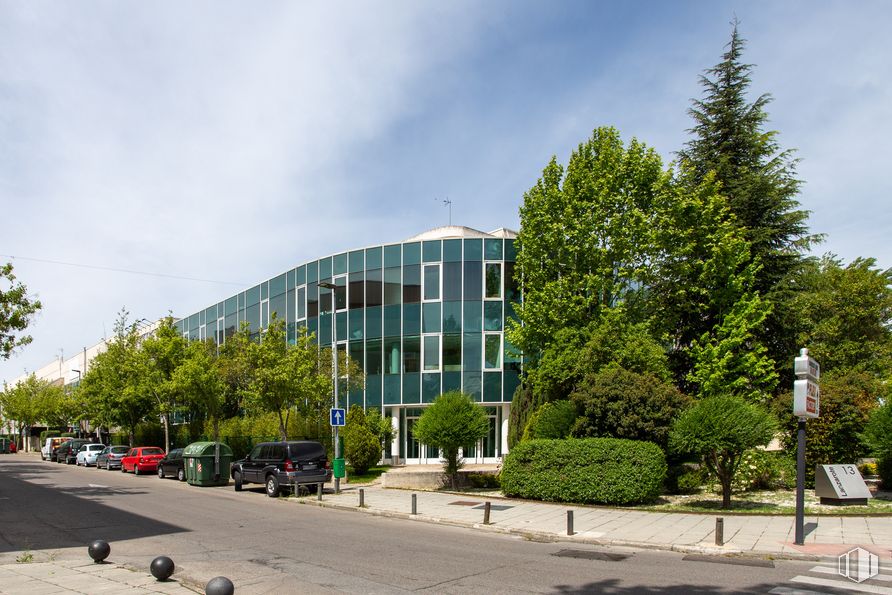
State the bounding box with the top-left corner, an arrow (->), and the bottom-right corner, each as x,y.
157,448 -> 186,481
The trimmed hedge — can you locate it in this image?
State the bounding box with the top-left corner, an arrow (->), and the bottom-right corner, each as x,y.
501,437 -> 666,505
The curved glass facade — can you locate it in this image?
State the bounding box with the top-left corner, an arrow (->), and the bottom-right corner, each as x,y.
174,228 -> 519,463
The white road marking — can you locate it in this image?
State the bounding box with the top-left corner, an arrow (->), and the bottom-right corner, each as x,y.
791,575 -> 892,594
810,566 -> 892,582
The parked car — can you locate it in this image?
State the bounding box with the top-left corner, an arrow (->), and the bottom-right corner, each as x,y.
230,441 -> 331,498
55,439 -> 91,464
75,443 -> 106,467
96,445 -> 129,470
42,437 -> 67,461
121,447 -> 165,475
157,448 -> 186,481
8,440 -> 15,453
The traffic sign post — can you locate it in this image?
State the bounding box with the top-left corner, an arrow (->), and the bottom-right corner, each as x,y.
793,348 -> 820,545
330,408 -> 345,427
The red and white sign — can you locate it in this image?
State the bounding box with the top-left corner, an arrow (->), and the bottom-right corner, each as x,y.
793,379 -> 820,418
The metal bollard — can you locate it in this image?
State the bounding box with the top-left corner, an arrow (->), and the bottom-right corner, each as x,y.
567,510 -> 574,536
317,482 -> 323,501
411,493 -> 417,515
483,501 -> 491,525
359,488 -> 365,508
715,517 -> 724,546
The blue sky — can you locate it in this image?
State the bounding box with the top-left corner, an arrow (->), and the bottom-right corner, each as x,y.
2,2 -> 890,384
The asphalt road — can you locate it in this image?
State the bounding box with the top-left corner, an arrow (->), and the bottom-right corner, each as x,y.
0,456 -> 872,594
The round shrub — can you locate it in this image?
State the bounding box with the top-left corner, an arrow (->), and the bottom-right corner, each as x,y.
878,453 -> 892,490
523,400 -> 577,440
344,425 -> 380,475
500,437 -> 666,505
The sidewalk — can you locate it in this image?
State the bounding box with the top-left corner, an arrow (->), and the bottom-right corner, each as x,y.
296,479 -> 892,561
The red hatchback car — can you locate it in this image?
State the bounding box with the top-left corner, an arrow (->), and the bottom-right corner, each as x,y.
121,447 -> 165,475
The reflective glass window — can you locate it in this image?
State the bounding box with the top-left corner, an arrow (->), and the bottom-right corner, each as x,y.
463,333 -> 482,372
204,305 -> 217,322
366,269 -> 382,307
286,289 -> 295,322
403,303 -> 420,335
443,335 -> 461,372
422,302 -> 441,333
261,281 -> 269,301
270,293 -> 286,323
297,265 -> 306,286
484,334 -> 502,369
270,274 -> 286,297
225,296 -> 238,316
384,267 -> 401,305
319,257 -> 332,281
485,263 -> 502,298
286,268 -> 295,289
484,238 -> 503,260
383,305 -> 401,337
384,244 -> 401,268
306,261 -> 317,284
384,338 -> 401,374
319,313 -> 331,346
505,239 -> 517,261
464,238 -> 482,261
366,305 -> 382,339
404,337 -> 420,373
505,261 -> 519,302
319,282 -> 333,313
443,262 -> 461,301
403,242 -> 421,265
443,239 -> 462,262
349,250 -> 364,273
297,286 -> 306,320
307,283 -> 318,318
224,314 -> 237,339
349,341 -> 363,376
366,246 -> 382,269
336,311 -> 347,342
349,272 -> 364,309
423,336 -> 440,371
349,309 -> 363,340
422,373 -> 441,403
443,301 -> 461,333
247,285 -> 261,307
423,264 -> 440,301
334,253 -> 347,276
463,301 -> 482,331
366,339 -> 382,375
422,240 -> 441,263
484,301 -> 502,331
246,303 -> 260,331
335,276 -> 347,311
238,292 -> 245,309
261,302 -> 269,328
464,261 -> 482,300
483,372 -> 502,403
403,265 -> 421,303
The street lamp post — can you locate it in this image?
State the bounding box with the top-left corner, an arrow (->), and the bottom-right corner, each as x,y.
318,282 -> 341,494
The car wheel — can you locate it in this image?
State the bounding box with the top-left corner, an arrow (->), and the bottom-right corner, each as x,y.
134,465 -> 140,476
121,465 -> 127,473
177,468 -> 185,482
265,474 -> 280,498
158,466 -> 164,478
233,470 -> 243,492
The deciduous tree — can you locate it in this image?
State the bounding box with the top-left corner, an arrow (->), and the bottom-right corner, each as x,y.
0,263 -> 42,360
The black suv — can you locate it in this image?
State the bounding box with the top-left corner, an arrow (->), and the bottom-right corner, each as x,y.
55,439 -> 91,464
231,441 -> 331,497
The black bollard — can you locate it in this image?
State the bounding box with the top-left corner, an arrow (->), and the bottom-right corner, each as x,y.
567,510 -> 574,536
150,556 -> 175,581
88,540 -> 110,563
359,488 -> 365,508
411,493 -> 417,515
206,576 -> 235,595
715,517 -> 724,546
483,501 -> 491,525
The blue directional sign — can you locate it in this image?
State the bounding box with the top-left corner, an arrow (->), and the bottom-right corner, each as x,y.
330,408 -> 346,427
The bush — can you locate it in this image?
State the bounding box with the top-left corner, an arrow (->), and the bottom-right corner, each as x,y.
523,400 -> 577,440
571,365 -> 690,450
500,438 -> 666,505
344,425 -> 380,475
718,450 -> 796,492
858,462 -> 878,476
468,472 -> 501,489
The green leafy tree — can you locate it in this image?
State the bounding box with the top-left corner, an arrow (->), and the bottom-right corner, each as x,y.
864,400 -> 892,487
790,255 -> 892,376
138,316 -> 186,451
412,391 -> 489,489
571,365 -> 690,450
670,396 -> 776,508
0,375 -> 49,451
0,263 -> 42,360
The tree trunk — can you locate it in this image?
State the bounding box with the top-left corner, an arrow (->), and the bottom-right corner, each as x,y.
162,412 -> 170,453
278,412 -> 288,441
720,474 -> 732,509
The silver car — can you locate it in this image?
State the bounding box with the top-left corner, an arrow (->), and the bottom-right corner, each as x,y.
76,443 -> 107,466
95,445 -> 129,470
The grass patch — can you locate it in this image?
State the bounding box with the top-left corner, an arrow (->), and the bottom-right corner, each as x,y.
638,489 -> 892,515
345,465 -> 390,484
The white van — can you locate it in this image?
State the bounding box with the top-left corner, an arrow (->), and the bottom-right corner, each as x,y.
41,437 -> 67,461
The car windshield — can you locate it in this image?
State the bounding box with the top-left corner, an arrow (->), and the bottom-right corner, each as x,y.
142,448 -> 164,455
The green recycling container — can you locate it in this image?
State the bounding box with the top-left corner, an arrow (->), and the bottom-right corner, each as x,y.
183,441 -> 233,487
333,457 -> 346,479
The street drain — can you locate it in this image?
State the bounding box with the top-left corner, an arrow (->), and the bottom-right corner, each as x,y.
682,554 -> 774,568
472,504 -> 514,511
552,549 -> 630,562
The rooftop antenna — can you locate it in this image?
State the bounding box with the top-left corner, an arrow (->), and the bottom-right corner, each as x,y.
438,197 -> 452,226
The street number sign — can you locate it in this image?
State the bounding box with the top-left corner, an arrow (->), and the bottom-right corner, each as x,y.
330,408 -> 346,427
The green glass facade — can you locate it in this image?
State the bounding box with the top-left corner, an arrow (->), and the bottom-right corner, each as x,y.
173,230 -> 519,461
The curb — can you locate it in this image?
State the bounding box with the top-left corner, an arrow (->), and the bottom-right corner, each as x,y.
295,497 -> 825,562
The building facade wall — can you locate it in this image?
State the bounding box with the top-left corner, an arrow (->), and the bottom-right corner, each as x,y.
174,229 -> 519,463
